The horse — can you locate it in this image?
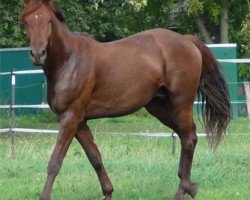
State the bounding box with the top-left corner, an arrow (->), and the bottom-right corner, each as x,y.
20,0 -> 231,199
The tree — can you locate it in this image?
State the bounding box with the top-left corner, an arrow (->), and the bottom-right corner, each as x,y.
238,12 -> 250,81
0,0 -> 177,46
0,0 -> 248,51
187,0 -> 232,43
0,0 -> 27,47
174,0 -> 249,44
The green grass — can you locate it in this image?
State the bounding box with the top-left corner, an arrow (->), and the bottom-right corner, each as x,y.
0,112 -> 249,199
0,130 -> 249,199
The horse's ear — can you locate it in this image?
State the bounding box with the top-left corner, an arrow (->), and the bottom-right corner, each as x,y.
23,0 -> 31,4
42,0 -> 53,4
23,0 -> 36,5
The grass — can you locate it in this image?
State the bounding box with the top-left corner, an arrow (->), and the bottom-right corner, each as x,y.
0,134 -> 249,200
0,113 -> 249,200
0,110 -> 249,199
0,109 -> 250,134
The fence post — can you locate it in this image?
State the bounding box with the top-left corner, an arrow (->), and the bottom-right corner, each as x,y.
42,81 -> 45,104
172,132 -> 176,156
243,82 -> 250,118
10,69 -> 16,156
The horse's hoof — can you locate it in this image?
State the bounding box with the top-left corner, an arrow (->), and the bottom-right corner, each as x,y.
172,190 -> 185,200
103,194 -> 112,200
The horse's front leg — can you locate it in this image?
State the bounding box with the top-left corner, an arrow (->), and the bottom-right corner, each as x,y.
75,122 -> 113,200
40,111 -> 80,200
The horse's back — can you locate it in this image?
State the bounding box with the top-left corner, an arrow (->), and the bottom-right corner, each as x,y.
104,28 -> 202,75
116,28 -> 202,101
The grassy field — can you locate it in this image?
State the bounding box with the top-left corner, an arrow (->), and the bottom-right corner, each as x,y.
0,109 -> 250,133
0,112 -> 249,200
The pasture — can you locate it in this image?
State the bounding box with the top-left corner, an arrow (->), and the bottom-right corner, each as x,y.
0,114 -> 249,200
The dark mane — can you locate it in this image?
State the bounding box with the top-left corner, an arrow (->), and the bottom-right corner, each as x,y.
20,1 -> 65,23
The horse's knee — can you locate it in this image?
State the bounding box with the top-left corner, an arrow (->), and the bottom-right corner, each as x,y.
182,132 -> 198,152
187,139 -> 197,154
190,135 -> 198,149
87,151 -> 102,171
93,160 -> 102,171
47,160 -> 61,176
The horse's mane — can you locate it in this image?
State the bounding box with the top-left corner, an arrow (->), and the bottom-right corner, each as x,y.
20,0 -> 65,23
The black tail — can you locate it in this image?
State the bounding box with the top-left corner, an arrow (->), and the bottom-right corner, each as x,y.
186,36 -> 231,148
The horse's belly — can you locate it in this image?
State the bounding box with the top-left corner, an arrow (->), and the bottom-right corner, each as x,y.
84,52 -> 164,119
85,85 -> 156,119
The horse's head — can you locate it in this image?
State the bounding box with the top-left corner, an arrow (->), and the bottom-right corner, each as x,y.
20,0 -> 63,66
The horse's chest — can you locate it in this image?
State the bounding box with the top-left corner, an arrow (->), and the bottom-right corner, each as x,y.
48,67 -> 87,113
48,81 -> 79,114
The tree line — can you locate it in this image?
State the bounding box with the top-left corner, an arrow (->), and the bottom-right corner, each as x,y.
0,0 -> 249,78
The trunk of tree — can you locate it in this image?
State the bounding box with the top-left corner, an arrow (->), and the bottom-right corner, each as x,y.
220,7 -> 229,43
195,16 -> 213,44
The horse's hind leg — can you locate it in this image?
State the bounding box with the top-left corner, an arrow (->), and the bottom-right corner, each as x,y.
75,121 -> 113,200
173,111 -> 198,200
145,99 -> 198,200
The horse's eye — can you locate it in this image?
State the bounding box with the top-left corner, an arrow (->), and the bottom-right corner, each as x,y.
23,21 -> 28,27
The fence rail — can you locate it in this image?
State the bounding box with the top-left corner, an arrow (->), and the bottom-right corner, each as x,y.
217,58 -> 250,63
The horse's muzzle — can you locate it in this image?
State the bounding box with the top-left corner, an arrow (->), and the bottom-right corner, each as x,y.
29,48 -> 47,66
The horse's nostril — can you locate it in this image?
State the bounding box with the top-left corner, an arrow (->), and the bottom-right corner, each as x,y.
30,50 -> 34,57
42,49 -> 46,56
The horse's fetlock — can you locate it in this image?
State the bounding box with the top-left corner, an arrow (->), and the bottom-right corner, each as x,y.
183,181 -> 198,198
103,186 -> 113,200
105,184 -> 114,194
40,192 -> 51,200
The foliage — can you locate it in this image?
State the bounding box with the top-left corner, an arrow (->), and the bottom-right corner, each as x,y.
238,64 -> 250,81
237,12 -> 250,81
124,0 -> 148,12
59,0 -> 175,41
175,0 -> 249,43
0,0 -> 27,47
229,1 -> 250,53
0,0 -> 249,78
0,0 -> 248,47
187,0 -> 221,24
238,13 -> 250,56
59,0 -> 128,41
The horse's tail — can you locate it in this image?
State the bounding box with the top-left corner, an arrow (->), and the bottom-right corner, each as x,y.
185,35 -> 231,148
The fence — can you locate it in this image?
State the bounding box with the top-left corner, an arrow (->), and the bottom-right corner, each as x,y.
0,58 -> 250,156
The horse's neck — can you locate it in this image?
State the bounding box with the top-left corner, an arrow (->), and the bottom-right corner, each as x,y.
43,19 -> 95,105
43,20 -> 90,82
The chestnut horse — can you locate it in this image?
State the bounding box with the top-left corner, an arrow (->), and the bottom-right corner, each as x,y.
20,0 -> 231,199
